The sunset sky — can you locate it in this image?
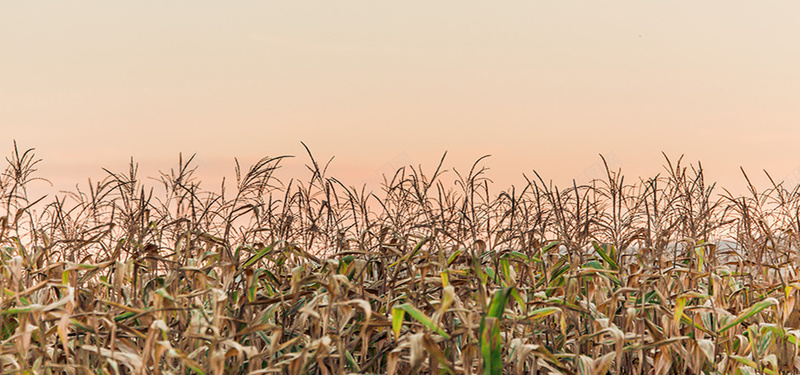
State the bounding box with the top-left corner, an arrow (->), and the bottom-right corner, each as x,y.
2,2 -> 800,197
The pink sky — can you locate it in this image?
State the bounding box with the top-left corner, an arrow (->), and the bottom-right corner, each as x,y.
3,2 -> 800,198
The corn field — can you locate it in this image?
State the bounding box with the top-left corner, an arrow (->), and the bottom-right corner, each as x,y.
2,143 -> 800,374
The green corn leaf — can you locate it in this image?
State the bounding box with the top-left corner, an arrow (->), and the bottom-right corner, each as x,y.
114,311 -> 137,322
592,241 -> 618,270
525,306 -> 561,321
344,350 -> 360,372
242,245 -> 273,268
510,288 -> 527,314
729,355 -> 759,368
476,287 -> 514,374
155,288 -> 174,302
485,267 -> 496,283
549,256 -> 570,282
2,304 -> 44,314
501,251 -> 542,263
480,317 -> 502,375
584,260 -> 605,270
499,259 -> 513,286
394,303 -> 450,339
542,241 -> 560,252
487,287 -> 513,320
718,297 -> 778,333
392,307 -> 405,340
674,297 -> 686,328
446,249 -> 463,266
694,246 -> 705,272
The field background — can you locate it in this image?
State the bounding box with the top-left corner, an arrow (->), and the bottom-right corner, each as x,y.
1,145 -> 800,373
4,1 -> 800,373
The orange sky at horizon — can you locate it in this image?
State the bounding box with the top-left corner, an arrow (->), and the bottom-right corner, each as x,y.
3,2 -> 800,199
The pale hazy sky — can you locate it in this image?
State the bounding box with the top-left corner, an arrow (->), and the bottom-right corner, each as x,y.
2,2 -> 800,196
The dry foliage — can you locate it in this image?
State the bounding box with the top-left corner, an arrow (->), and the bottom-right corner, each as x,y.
1,143 -> 800,374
